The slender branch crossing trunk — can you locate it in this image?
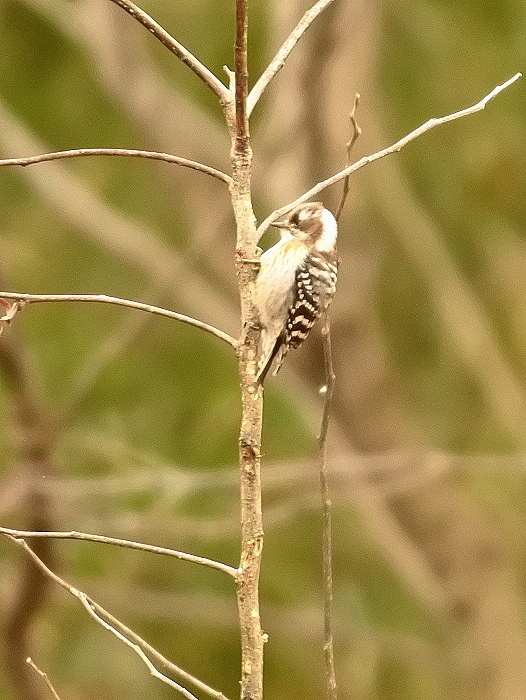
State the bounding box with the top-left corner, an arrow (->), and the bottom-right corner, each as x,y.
229,2 -> 264,699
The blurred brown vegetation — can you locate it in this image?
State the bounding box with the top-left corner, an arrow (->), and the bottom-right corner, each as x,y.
0,0 -> 525,698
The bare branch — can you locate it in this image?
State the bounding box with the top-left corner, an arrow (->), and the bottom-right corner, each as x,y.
257,73 -> 522,237
12,536 -> 199,700
26,658 -> 62,700
89,600 -> 232,700
247,0 -> 336,115
0,527 -> 237,577
108,0 -> 231,105
5,536 -> 231,700
0,98 -> 239,339
318,318 -> 337,700
0,292 -> 237,348
80,597 -> 201,700
334,93 -> 361,221
0,149 -> 232,184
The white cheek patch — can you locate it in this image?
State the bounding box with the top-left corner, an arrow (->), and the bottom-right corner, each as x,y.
316,209 -> 338,252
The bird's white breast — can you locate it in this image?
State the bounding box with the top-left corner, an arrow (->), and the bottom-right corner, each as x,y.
254,237 -> 309,328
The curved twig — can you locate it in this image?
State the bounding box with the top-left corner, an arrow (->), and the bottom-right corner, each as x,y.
334,93 -> 361,221
247,0 -> 336,115
257,73 -> 522,238
0,149 -> 232,185
5,536 -> 231,700
0,292 -> 237,348
108,0 -> 231,105
0,527 -> 237,577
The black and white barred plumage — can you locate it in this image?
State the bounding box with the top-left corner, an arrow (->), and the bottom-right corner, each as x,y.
254,202 -> 339,382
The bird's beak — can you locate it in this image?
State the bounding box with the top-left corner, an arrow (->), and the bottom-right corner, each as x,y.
271,221 -> 290,229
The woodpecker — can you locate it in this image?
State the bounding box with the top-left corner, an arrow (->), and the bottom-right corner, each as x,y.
254,202 -> 339,382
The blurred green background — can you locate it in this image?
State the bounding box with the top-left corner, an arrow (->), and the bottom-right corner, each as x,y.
0,0 -> 525,698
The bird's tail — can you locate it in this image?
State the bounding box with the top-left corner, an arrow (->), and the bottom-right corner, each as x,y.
256,332 -> 287,384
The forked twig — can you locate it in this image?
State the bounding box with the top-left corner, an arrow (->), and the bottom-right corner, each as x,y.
78,595 -> 200,700
0,292 -> 237,348
257,73 -> 522,237
335,93 -> 361,221
5,536 -> 231,700
0,149 -> 232,184
87,598 -> 231,700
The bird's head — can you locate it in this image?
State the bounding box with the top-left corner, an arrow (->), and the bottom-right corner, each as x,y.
272,202 -> 337,252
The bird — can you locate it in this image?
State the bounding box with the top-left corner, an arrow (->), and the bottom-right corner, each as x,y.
254,202 -> 339,382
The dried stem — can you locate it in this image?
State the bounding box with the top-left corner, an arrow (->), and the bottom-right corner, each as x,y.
108,0 -> 231,105
4,536 -> 231,700
318,318 -> 337,700
334,93 -> 361,221
324,108 -> 360,672
78,596 -> 200,700
26,658 -> 62,700
257,73 -> 522,237
0,292 -> 237,347
89,601 -> 232,700
0,527 -> 237,577
247,0 -> 336,115
0,148 -> 232,184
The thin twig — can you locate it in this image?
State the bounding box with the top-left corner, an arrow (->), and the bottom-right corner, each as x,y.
335,93 -> 361,221
0,292 -> 237,348
108,0 -> 231,105
0,527 -> 237,577
0,98 -> 239,339
86,599 -> 232,700
257,73 -> 522,237
247,0 -> 336,115
78,595 -> 201,700
26,658 -> 62,700
0,149 -> 232,184
318,318 -> 337,700
5,536 -> 231,700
